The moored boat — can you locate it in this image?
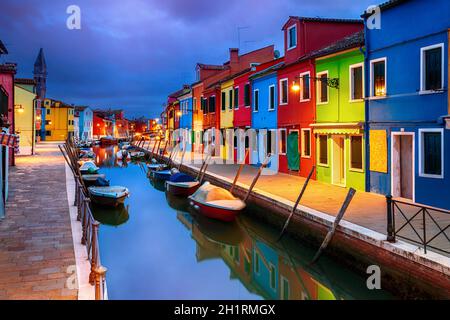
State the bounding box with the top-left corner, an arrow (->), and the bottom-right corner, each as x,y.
80,161 -> 100,174
88,186 -> 129,207
82,174 -> 108,187
165,172 -> 200,197
100,136 -> 118,146
188,182 -> 245,222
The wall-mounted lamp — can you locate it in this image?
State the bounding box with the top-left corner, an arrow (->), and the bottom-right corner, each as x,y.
15,104 -> 24,114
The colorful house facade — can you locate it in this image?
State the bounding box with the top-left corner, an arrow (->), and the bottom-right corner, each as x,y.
313,31 -> 366,191
75,106 -> 93,141
42,98 -> 74,141
364,0 -> 450,209
277,17 -> 363,178
14,79 -> 37,155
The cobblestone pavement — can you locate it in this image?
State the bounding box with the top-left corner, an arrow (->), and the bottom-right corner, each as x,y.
0,142 -> 77,300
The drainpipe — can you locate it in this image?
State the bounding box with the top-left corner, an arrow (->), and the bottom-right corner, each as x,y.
31,97 -> 37,155
363,22 -> 371,193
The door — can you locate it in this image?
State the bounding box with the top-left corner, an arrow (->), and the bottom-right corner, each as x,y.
332,136 -> 345,186
287,131 -> 299,171
392,133 -> 414,200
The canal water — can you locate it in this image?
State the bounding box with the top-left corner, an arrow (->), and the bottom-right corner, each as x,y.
91,146 -> 393,300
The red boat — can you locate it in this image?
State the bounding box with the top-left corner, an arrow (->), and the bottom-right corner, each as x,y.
100,136 -> 118,146
188,182 -> 246,222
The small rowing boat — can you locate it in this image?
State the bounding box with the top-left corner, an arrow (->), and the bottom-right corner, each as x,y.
79,161 -> 100,174
82,174 -> 108,187
88,186 -> 129,207
188,182 -> 245,222
165,172 -> 200,197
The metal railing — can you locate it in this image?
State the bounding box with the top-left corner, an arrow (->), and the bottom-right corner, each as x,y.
74,176 -> 107,300
387,195 -> 450,255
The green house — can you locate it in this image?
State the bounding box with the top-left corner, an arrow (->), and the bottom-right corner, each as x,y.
311,31 -> 366,191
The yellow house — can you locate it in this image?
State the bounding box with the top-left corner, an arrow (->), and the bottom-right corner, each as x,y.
220,79 -> 234,160
14,80 -> 37,155
43,98 -> 75,141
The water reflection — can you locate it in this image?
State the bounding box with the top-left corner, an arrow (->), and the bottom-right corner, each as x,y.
92,204 -> 130,227
91,146 -> 393,300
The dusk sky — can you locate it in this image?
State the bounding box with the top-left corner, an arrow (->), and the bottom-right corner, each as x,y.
0,0 -> 375,118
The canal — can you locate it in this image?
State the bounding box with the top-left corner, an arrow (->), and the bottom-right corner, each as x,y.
91,146 -> 394,300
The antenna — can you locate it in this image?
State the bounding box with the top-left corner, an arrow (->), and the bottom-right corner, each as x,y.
237,26 -> 250,50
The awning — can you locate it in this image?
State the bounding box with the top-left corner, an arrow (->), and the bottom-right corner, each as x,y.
310,122 -> 364,135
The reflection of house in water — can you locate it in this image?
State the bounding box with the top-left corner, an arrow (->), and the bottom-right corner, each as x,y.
93,146 -> 120,168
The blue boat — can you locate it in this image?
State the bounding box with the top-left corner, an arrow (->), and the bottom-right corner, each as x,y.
152,169 -> 172,181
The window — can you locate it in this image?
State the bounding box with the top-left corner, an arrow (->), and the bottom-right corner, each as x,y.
421,43 -> 444,92
287,25 -> 297,50
269,85 -> 275,110
254,251 -> 260,274
317,71 -> 328,104
281,277 -> 289,300
221,92 -> 226,111
279,129 -> 287,154
301,129 -> 311,158
279,79 -> 288,104
266,130 -> 273,154
300,72 -> 310,101
370,58 -> 386,97
244,83 -> 251,106
202,97 -> 207,114
209,96 -> 216,113
45,130 -> 51,136
46,108 -> 50,115
193,98 -> 197,112
234,87 -> 239,109
318,135 -> 328,165
269,263 -> 276,290
253,90 -> 259,112
419,129 -> 443,178
350,64 -> 364,101
45,120 -> 50,125
350,135 -> 363,171
228,89 -> 233,110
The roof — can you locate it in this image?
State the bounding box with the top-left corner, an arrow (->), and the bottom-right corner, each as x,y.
0,63 -> 17,73
282,16 -> 363,30
249,62 -> 285,80
206,68 -> 252,89
196,63 -> 227,71
15,78 -> 36,85
0,40 -> 7,55
168,85 -> 191,99
307,30 -> 364,60
75,106 -> 88,112
362,0 -> 409,17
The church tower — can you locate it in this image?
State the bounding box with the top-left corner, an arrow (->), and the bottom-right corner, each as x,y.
33,48 -> 47,100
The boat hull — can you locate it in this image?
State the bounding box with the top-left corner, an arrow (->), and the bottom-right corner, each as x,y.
166,181 -> 200,197
90,193 -> 127,207
189,198 -> 242,222
100,138 -> 118,146
152,170 -> 171,181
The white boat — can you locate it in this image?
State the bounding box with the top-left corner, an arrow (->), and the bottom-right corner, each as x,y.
80,161 -> 100,174
116,149 -> 131,160
88,186 -> 129,207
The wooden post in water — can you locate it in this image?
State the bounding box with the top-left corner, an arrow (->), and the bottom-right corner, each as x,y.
243,153 -> 271,203
310,188 -> 356,265
277,166 -> 315,241
230,149 -> 250,194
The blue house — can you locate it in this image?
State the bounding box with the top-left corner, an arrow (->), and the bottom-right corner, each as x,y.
364,0 -> 450,209
177,86 -> 193,152
250,62 -> 283,170
75,106 -> 94,140
252,240 -> 279,299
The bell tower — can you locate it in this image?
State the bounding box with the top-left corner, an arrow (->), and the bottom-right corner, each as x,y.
33,48 -> 47,99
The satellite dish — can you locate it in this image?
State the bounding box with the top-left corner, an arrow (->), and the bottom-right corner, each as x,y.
274,50 -> 281,59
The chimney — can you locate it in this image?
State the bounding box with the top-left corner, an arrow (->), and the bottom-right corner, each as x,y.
229,48 -> 239,71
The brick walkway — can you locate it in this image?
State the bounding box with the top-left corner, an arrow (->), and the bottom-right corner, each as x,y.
0,142 -> 77,300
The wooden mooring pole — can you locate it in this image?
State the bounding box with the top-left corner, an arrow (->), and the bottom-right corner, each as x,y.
230,149 -> 250,194
243,153 -> 271,203
277,166 -> 315,241
310,188 -> 356,265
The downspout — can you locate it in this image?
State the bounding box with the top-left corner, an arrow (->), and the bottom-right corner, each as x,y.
362,22 -> 370,193
31,97 -> 37,155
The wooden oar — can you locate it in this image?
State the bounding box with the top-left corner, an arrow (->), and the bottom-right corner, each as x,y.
310,188 -> 356,265
178,144 -> 187,170
277,166 -> 315,241
230,149 -> 250,194
243,153 -> 272,203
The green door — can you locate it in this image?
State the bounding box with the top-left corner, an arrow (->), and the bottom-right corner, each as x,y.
287,131 -> 299,171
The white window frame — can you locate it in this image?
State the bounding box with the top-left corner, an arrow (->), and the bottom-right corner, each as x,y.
369,57 -> 387,99
301,128 -> 311,158
269,262 -> 276,291
349,134 -> 364,172
234,86 -> 239,110
268,85 -> 276,111
318,134 -> 329,167
316,71 -> 329,105
299,71 -> 311,102
420,43 -> 445,94
287,25 -> 297,51
279,128 -> 287,155
349,63 -> 365,102
279,78 -> 288,105
280,276 -> 289,300
253,89 -> 259,113
418,128 -> 444,179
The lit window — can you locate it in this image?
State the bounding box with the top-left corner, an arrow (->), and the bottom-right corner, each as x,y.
318,135 -> 328,165
350,135 -> 363,171
279,79 -> 288,104
421,44 -> 443,92
371,58 -> 386,97
420,129 -> 443,178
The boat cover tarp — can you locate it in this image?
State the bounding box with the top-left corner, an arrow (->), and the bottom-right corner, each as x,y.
89,186 -> 129,198
170,173 -> 195,183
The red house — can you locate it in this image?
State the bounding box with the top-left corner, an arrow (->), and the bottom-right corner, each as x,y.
277,17 -> 363,177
